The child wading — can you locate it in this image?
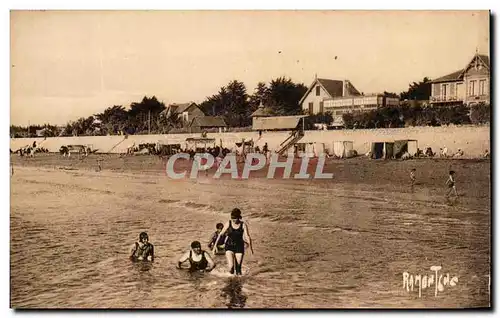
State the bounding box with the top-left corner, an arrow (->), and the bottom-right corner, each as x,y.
410,168 -> 416,190
208,223 -> 227,254
445,170 -> 458,198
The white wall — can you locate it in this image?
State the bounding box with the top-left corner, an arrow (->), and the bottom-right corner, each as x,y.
10,125 -> 490,158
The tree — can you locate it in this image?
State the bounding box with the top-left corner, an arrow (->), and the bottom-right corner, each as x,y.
127,96 -> 166,134
95,105 -> 128,135
400,77 -> 432,101
470,102 -> 490,124
248,82 -> 269,108
266,77 -> 307,115
159,110 -> 183,133
226,80 -> 251,127
199,81 -> 251,127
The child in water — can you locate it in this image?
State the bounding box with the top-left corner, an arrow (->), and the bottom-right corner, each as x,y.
130,232 -> 154,262
178,241 -> 216,272
208,223 -> 227,254
445,170 -> 458,198
410,168 -> 416,187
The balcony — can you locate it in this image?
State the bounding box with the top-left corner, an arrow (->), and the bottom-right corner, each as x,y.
430,96 -> 464,103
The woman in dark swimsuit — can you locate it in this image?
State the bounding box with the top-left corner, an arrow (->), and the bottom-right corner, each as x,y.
178,241 -> 216,272
213,208 -> 253,275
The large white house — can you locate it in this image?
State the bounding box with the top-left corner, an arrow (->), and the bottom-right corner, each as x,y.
299,76 -> 400,124
429,51 -> 490,106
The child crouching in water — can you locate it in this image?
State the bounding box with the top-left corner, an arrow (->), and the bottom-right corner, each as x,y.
130,232 -> 154,262
208,223 -> 227,254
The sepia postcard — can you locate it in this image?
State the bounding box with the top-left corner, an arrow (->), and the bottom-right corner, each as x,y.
9,10 -> 491,309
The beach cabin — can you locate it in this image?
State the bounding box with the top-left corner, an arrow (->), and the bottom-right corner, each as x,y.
333,141 -> 354,158
393,140 -> 418,158
295,142 -> 318,158
157,141 -> 182,156
185,137 -> 216,152
370,142 -> 395,159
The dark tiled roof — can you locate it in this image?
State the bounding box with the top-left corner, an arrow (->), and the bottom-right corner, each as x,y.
169,102 -> 196,114
431,53 -> 490,83
478,54 -> 490,68
317,78 -> 344,97
190,116 -> 227,127
430,69 -> 464,83
343,80 -> 362,96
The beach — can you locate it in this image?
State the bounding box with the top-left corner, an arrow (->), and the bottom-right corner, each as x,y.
10,154 -> 491,308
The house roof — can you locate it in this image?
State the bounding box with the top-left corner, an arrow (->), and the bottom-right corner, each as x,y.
252,115 -> 307,131
299,78 -> 362,105
251,103 -> 276,117
431,52 -> 490,83
189,116 -> 227,127
162,102 -> 197,115
430,69 -> 464,83
317,78 -> 344,98
478,54 -> 490,68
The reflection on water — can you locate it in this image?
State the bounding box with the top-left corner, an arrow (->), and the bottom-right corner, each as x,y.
221,278 -> 247,308
10,168 -> 490,308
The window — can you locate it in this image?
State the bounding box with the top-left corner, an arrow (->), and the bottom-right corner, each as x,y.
319,101 -> 324,113
308,102 -> 314,114
456,83 -> 463,99
442,84 -> 447,99
316,86 -> 321,96
479,80 -> 486,95
469,80 -> 476,96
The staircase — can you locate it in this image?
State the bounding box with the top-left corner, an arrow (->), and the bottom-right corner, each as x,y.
277,129 -> 304,156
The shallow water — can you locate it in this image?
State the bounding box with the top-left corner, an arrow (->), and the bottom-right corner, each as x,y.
10,167 -> 490,308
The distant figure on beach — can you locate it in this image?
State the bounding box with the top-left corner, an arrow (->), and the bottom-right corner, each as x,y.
410,168 -> 416,187
208,223 -> 227,254
445,170 -> 458,198
130,232 -> 154,262
11,163 -> 14,176
454,149 -> 464,158
213,208 -> 254,276
425,147 -> 434,157
484,149 -> 490,158
442,146 -> 448,158
178,241 -> 216,272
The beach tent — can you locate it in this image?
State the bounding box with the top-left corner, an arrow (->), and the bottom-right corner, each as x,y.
393,140 -> 418,158
295,142 -> 316,158
315,143 -> 326,156
333,141 -> 354,158
371,142 -> 395,159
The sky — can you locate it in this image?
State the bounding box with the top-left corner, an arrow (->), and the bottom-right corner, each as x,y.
10,10 -> 490,126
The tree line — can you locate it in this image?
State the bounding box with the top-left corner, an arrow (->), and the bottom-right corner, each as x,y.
341,102 -> 490,129
10,76 -> 490,138
11,77 -> 308,137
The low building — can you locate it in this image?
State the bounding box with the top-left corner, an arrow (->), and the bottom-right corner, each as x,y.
161,102 -> 205,125
188,116 -> 227,133
429,51 -> 490,106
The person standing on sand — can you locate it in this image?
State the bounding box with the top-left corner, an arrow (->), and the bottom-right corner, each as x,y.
445,170 -> 458,198
213,208 -> 253,276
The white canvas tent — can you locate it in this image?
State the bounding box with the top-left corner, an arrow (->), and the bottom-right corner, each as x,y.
296,142 -> 316,158
333,141 -> 354,158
